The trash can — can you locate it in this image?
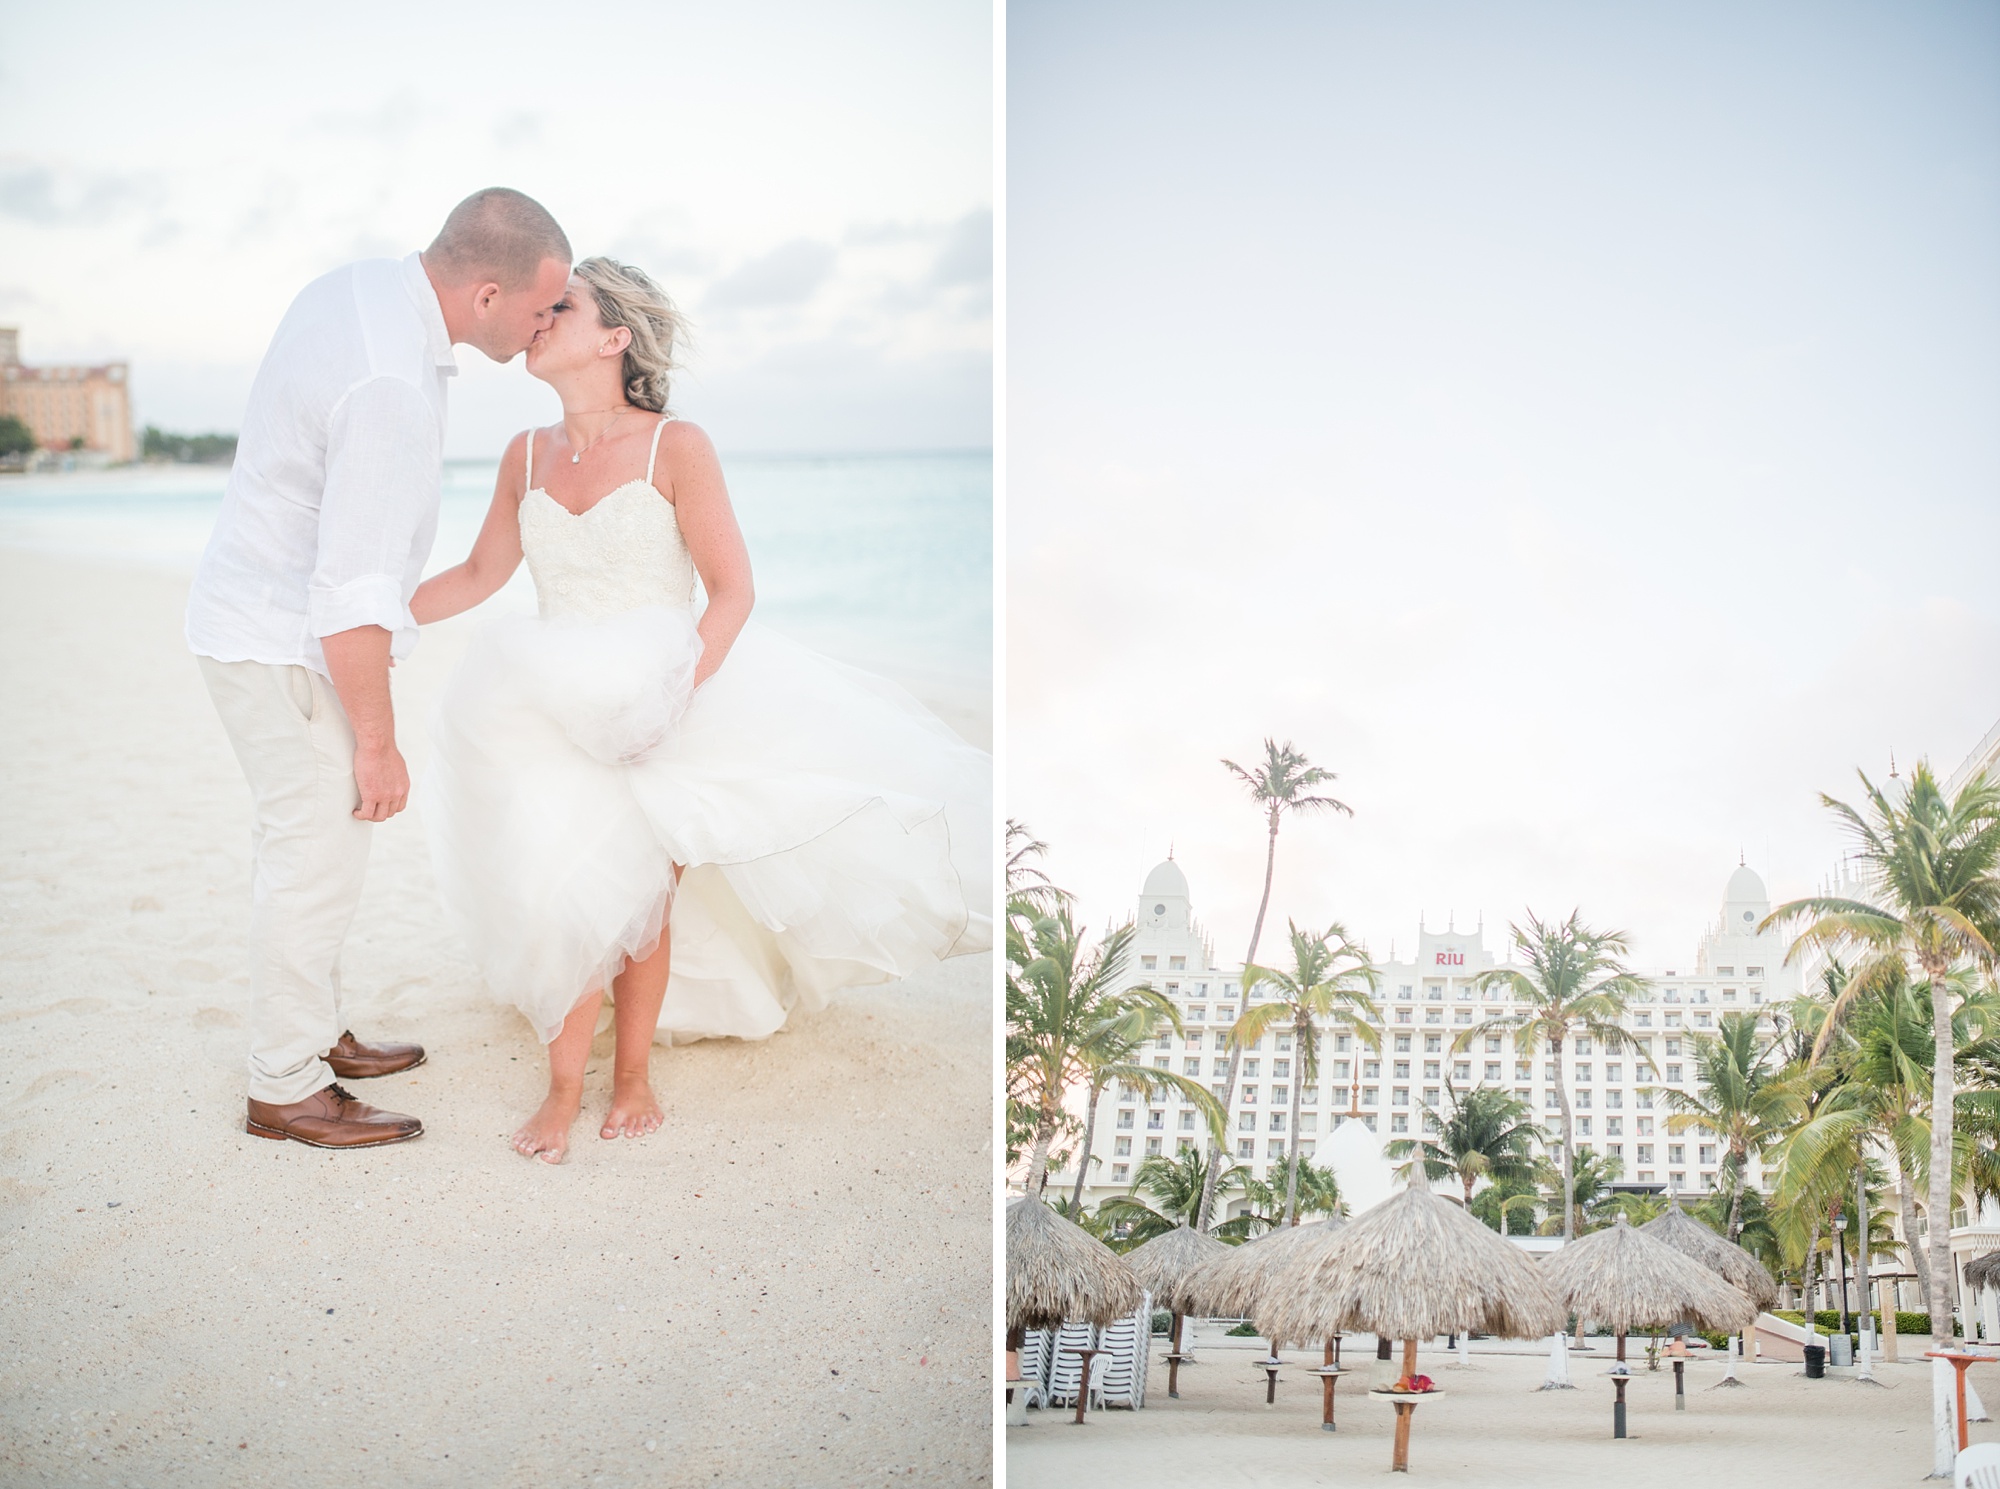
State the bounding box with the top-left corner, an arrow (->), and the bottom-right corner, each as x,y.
1803,1344 -> 1826,1378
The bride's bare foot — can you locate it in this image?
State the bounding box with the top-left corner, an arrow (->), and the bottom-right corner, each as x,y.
513,1086 -> 582,1164
601,1070 -> 663,1140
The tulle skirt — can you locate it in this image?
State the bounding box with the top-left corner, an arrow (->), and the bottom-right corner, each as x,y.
422,603 -> 991,1044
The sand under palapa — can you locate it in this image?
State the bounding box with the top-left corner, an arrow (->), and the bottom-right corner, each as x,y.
0,548 -> 991,1488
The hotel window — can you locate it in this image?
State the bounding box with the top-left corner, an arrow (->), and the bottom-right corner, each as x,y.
1715,966 -> 1733,977
1669,1172 -> 1685,1191
1454,1061 -> 1471,1082
1179,1110 -> 1196,1130
1457,984 -> 1474,1000
1699,1145 -> 1716,1166
1141,957 -> 1156,970
1301,1087 -> 1318,1105
1273,1059 -> 1290,1079
1189,1006 -> 1206,1022
1694,1013 -> 1712,1029
1113,1163 -> 1129,1182
1395,1034 -> 1412,1053
1637,1116 -> 1654,1135
1746,965 -> 1763,977
1243,1086 -> 1258,1103
1424,1034 -> 1441,1052
1425,1008 -> 1443,1025
1238,1140 -> 1255,1159
1485,1036 -> 1502,1054
1398,985 -> 1414,1000
1335,1034 -> 1352,1052
1423,1113 -> 1440,1135
1637,1144 -> 1654,1164
1637,1170 -> 1653,1184
1393,1087 -> 1409,1107
1484,1062 -> 1501,1081
1183,1034 -> 1202,1050
1276,1036 -> 1291,1054
1301,1113 -> 1318,1132
1668,1144 -> 1685,1165
1576,1037 -> 1592,1055
1422,1061 -> 1440,1081
1545,1091 -> 1561,1109
1153,1056 -> 1169,1071
1219,1006 -> 1235,1021
1362,1087 -> 1379,1106
1665,1012 -> 1683,1028
1609,1144 -> 1623,1162
1267,1140 -> 1287,1158
1147,1110 -> 1164,1129
1605,1089 -> 1622,1109
1364,1061 -> 1380,1079
1575,1063 -> 1592,1083
1165,983 -> 1179,996
1244,1059 -> 1260,1078
1269,1112 -> 1286,1131
1393,1061 -> 1410,1080
1145,1137 -> 1162,1156
1178,1136 -> 1194,1153
1635,1012 -> 1652,1028
1396,1008 -> 1412,1024
1544,1063 -> 1558,1082
1576,1089 -> 1592,1108
1271,1086 -> 1288,1106
1665,1064 -> 1682,1082
1114,1137 -> 1132,1156
1515,1062 -> 1531,1080
1515,1088 -> 1531,1103
1606,1116 -> 1623,1136
1214,1031 -> 1231,1049
1116,1110 -> 1134,1128
1362,1114 -> 1377,1131
1425,983 -> 1443,1000
1605,1063 -> 1621,1083
1333,1060 -> 1351,1080
1423,1087 -> 1439,1107
1211,1083 -> 1227,1100
1722,989 -> 1737,1002
1636,1091 -> 1653,1110
1390,1114 -> 1409,1133
1169,956 -> 1186,970
1238,1112 -> 1256,1131
1299,1140 -> 1316,1157
1664,1038 -> 1681,1057
1454,1009 -> 1472,1025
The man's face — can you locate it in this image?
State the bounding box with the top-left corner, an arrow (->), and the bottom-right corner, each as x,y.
474,257 -> 573,361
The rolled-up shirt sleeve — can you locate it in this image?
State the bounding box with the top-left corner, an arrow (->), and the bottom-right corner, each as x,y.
308,375 -> 439,640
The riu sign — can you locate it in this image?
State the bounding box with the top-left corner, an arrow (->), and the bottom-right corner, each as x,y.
1434,951 -> 1465,966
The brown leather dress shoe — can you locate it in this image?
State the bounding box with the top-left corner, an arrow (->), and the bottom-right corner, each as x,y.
246,1084 -> 424,1149
323,1029 -> 426,1080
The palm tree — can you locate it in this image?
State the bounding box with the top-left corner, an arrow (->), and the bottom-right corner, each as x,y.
1224,1154 -> 1348,1237
1195,740 -> 1353,1233
1006,818 -> 1069,919
1099,1147 -> 1244,1246
1766,763 -> 2000,1344
1068,1001 -> 1225,1212
1647,1011 -> 1806,1245
1007,910 -> 1218,1195
1469,1173 -> 1545,1235
1456,911 -> 1648,1239
1234,921 -> 1381,1225
1538,1148 -> 1629,1236
1385,1083 -> 1545,1207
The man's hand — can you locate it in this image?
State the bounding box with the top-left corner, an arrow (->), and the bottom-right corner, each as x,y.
353,740 -> 410,822
320,624 -> 407,822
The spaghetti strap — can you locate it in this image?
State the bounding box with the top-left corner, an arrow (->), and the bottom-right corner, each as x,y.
523,427 -> 536,491
644,415 -> 672,486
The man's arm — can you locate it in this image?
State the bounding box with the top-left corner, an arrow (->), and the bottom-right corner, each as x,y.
322,625 -> 407,821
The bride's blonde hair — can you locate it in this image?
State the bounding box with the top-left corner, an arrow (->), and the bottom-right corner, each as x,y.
574,256 -> 689,413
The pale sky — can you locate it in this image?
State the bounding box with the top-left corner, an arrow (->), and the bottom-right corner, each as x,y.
1009,2 -> 2000,973
0,0 -> 991,456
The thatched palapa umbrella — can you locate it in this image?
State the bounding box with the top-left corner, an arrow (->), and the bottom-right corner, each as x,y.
1121,1224 -> 1231,1398
1640,1202 -> 1779,1309
1005,1197 -> 1143,1345
1964,1250 -> 2000,1292
1181,1219 -> 1345,1327
1541,1213 -> 1758,1362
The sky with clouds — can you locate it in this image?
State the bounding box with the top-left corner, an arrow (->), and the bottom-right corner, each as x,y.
1009,1 -> 2000,973
0,0 -> 991,456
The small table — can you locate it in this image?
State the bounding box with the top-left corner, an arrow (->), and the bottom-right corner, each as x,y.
1254,1357 -> 1284,1406
1926,1349 -> 2000,1451
1305,1366 -> 1346,1431
1370,1388 -> 1443,1473
1162,1352 -> 1196,1399
1067,1348 -> 1106,1426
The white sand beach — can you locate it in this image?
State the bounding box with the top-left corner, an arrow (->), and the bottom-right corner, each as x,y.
0,549 -> 993,1487
1008,1330 -> 1998,1486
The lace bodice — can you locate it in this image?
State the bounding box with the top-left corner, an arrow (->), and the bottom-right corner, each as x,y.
517,418 -> 697,622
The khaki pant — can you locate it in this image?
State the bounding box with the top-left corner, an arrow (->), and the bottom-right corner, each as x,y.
199,656 -> 371,1104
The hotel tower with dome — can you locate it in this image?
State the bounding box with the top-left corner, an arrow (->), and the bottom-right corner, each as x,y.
1053,856 -> 1801,1224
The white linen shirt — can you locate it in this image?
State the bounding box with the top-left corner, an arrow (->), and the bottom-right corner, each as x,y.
186,252 -> 456,674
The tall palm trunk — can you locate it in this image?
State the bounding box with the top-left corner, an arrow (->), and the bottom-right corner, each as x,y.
1196,807 -> 1281,1232
1070,1077 -> 1107,1213
1725,1140 -> 1746,1245
1802,1217 -> 1821,1333
1894,1147 -> 1933,1314
1026,1093 -> 1062,1195
1550,1035 -> 1575,1240
1283,1015 -> 1306,1225
1928,962 -> 1956,1343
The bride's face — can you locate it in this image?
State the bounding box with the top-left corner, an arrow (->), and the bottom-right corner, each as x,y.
525,277 -> 628,385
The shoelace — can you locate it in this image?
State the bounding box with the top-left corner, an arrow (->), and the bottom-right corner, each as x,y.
325,1083 -> 357,1109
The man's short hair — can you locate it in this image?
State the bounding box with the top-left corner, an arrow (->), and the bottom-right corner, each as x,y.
426,189 -> 571,290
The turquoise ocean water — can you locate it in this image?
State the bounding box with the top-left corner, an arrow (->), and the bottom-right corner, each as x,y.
0,452 -> 992,698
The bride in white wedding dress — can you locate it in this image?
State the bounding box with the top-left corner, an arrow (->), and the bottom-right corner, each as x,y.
411,257 -> 990,1163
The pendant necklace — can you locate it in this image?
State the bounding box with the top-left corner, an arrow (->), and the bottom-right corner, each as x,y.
567,407 -> 629,464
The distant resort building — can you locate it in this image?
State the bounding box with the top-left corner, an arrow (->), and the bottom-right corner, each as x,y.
0,327 -> 135,463
1055,856 -> 1800,1219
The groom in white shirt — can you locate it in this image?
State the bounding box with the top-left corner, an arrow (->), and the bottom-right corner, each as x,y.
187,188 -> 571,1149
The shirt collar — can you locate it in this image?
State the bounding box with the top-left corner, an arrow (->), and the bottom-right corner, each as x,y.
403,252 -> 459,375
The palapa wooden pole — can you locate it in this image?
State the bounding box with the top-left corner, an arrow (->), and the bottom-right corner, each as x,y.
1400,1338 -> 1418,1386
1392,1400 -> 1415,1471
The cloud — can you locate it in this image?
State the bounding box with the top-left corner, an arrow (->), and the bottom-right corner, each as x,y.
930,208 -> 991,287
703,239 -> 837,309
0,164 -> 154,226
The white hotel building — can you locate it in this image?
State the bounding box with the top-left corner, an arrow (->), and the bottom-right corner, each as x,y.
1057,856 -> 1802,1221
